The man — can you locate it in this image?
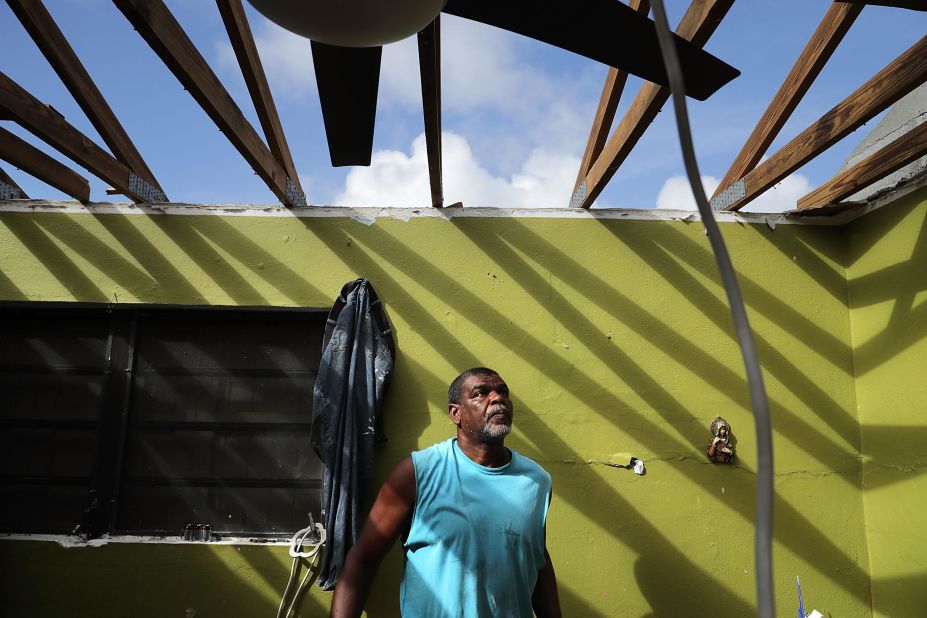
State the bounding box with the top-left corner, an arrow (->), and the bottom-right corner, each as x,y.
330,367 -> 561,617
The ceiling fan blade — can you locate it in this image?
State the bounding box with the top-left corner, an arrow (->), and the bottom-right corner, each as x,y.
442,0 -> 739,100
311,41 -> 381,166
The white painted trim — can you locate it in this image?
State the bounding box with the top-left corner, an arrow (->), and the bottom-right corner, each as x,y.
0,199 -> 836,226
0,177 -> 923,227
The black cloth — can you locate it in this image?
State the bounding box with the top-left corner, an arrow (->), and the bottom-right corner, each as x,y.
310,279 -> 394,590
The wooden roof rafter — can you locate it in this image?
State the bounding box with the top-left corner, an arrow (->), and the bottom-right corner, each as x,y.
0,126 -> 91,202
113,0 -> 307,207
573,0 -> 651,195
0,71 -> 154,203
797,120 -> 927,212
711,1 -> 863,201
215,0 -> 302,192
6,0 -> 166,202
570,0 -> 735,209
0,1 -> 918,214
418,16 -> 443,208
836,0 -> 927,10
715,35 -> 927,212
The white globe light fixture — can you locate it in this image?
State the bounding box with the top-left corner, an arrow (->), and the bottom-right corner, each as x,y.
247,0 -> 447,48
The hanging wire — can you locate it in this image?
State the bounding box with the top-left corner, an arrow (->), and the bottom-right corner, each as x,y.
647,2 -> 775,616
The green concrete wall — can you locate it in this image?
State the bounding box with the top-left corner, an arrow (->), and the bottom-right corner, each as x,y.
847,186 -> 927,618
0,207 -> 869,616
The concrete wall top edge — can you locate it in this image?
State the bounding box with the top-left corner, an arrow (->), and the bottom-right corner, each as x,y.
0,199 -> 856,226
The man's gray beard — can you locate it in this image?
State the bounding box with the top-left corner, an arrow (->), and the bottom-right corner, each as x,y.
479,422 -> 511,443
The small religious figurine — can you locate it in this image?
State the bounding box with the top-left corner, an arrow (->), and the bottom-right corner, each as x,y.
707,416 -> 735,464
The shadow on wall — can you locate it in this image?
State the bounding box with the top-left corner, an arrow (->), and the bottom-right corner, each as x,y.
4,213 -> 112,302
308,217 -> 875,612
846,191 -> 927,618
0,212 -> 336,616
0,540 -> 325,617
492,218 -> 860,457
286,203 -> 906,616
6,205 -> 927,614
846,197 -> 927,376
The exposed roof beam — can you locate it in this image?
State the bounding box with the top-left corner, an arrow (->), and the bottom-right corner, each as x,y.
573,0 -> 650,195
215,0 -> 302,192
0,165 -> 28,199
711,2 -> 863,199
571,0 -> 734,209
7,0 -> 166,199
836,0 -> 926,10
0,126 -> 91,201
797,120 -> 927,211
114,0 -> 306,207
418,16 -> 443,207
716,36 -> 927,211
0,71 -> 153,202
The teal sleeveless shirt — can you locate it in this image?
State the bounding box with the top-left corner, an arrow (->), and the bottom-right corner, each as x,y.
400,438 -> 551,617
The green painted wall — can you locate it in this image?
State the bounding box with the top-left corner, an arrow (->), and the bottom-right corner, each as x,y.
846,186 -> 927,618
0,207 -> 869,616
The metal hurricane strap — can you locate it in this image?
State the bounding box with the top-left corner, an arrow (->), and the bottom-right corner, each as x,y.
127,171 -> 167,203
0,181 -> 23,200
710,179 -> 746,211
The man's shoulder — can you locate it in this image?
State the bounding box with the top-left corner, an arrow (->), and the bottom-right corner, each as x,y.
414,438 -> 454,455
510,449 -> 552,483
410,438 -> 454,465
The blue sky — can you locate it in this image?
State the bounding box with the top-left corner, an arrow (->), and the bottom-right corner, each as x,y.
2,1 -> 925,210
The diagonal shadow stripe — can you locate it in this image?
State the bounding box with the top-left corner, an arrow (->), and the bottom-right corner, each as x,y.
187,216 -> 326,305
0,260 -> 27,300
398,356 -> 757,616
3,214 -> 108,301
844,188 -> 927,268
607,228 -> 861,450
92,213 -> 202,300
477,219 -> 861,464
602,220 -> 852,370
315,226 -> 872,607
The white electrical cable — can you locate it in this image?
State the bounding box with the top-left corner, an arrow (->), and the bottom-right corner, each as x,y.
277,521 -> 327,618
648,2 -> 775,617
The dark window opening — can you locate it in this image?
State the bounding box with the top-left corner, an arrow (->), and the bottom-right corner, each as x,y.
0,304 -> 325,538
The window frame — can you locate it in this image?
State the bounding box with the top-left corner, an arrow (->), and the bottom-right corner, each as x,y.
0,301 -> 327,540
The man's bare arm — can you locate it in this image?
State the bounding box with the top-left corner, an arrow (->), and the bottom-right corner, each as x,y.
330,456 -> 416,618
532,543 -> 561,617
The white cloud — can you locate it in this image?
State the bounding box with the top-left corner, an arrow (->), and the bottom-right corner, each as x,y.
740,173 -> 812,213
655,175 -> 720,210
336,131 -> 581,208
216,14 -> 554,113
655,173 -> 812,213
216,20 -> 315,101
235,15 -> 558,113
215,13 -> 598,192
415,17 -> 553,114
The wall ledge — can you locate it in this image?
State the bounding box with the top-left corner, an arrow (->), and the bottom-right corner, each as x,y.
0,532 -> 291,548
0,199 -> 851,227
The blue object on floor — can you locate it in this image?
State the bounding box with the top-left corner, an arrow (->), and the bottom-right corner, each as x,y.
797,576 -> 805,618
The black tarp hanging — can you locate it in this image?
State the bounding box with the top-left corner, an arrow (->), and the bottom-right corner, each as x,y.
310,279 -> 394,590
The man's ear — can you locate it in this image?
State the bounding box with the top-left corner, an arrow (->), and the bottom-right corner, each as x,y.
448,403 -> 460,426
